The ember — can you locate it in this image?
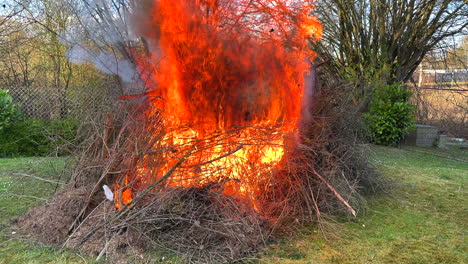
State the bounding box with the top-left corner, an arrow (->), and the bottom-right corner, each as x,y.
114,0 -> 322,214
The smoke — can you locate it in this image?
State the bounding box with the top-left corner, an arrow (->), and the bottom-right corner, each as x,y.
63,0 -> 140,88
67,45 -> 137,83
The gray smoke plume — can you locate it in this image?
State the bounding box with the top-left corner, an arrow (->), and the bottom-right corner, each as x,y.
63,0 -> 143,93
67,45 -> 137,83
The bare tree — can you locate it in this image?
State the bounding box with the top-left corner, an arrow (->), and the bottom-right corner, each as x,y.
0,0 -> 121,118
312,0 -> 467,108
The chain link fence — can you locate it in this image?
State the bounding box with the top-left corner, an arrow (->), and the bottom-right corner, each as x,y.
4,85 -> 117,120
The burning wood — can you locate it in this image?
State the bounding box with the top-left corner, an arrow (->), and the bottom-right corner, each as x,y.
114,0 -> 323,215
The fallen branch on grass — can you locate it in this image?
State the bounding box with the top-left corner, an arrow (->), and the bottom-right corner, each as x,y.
7,193 -> 47,201
13,173 -> 65,185
311,169 -> 357,216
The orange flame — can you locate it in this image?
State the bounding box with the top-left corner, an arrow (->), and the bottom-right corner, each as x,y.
115,0 -> 322,212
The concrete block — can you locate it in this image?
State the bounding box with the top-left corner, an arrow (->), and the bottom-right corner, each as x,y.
401,124 -> 439,147
438,135 -> 448,149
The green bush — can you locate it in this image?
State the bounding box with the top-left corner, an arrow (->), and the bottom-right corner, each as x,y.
45,117 -> 80,150
365,83 -> 415,146
0,118 -> 79,157
0,120 -> 50,157
0,89 -> 21,131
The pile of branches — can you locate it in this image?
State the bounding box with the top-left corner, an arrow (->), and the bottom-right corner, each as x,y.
17,81 -> 382,263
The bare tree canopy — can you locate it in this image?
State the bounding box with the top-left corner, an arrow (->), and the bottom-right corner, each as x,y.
313,0 -> 467,87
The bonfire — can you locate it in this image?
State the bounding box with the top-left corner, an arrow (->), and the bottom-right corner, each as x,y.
17,1 -> 376,263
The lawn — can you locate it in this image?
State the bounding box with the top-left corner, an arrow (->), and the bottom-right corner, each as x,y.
261,145 -> 467,264
0,157 -> 91,264
0,146 -> 467,264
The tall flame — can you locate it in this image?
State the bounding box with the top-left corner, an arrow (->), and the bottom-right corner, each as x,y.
115,0 -> 322,212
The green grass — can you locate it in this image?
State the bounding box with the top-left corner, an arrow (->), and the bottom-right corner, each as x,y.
0,146 -> 466,263
0,157 -> 91,264
0,157 -> 67,229
261,145 -> 467,264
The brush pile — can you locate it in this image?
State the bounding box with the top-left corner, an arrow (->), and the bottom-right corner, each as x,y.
16,85 -> 382,263
16,0 -> 384,263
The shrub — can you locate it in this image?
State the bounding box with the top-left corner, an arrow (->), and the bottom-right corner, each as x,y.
0,120 -> 50,157
0,89 -> 21,131
45,118 -> 80,153
0,117 -> 79,157
365,83 -> 415,146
